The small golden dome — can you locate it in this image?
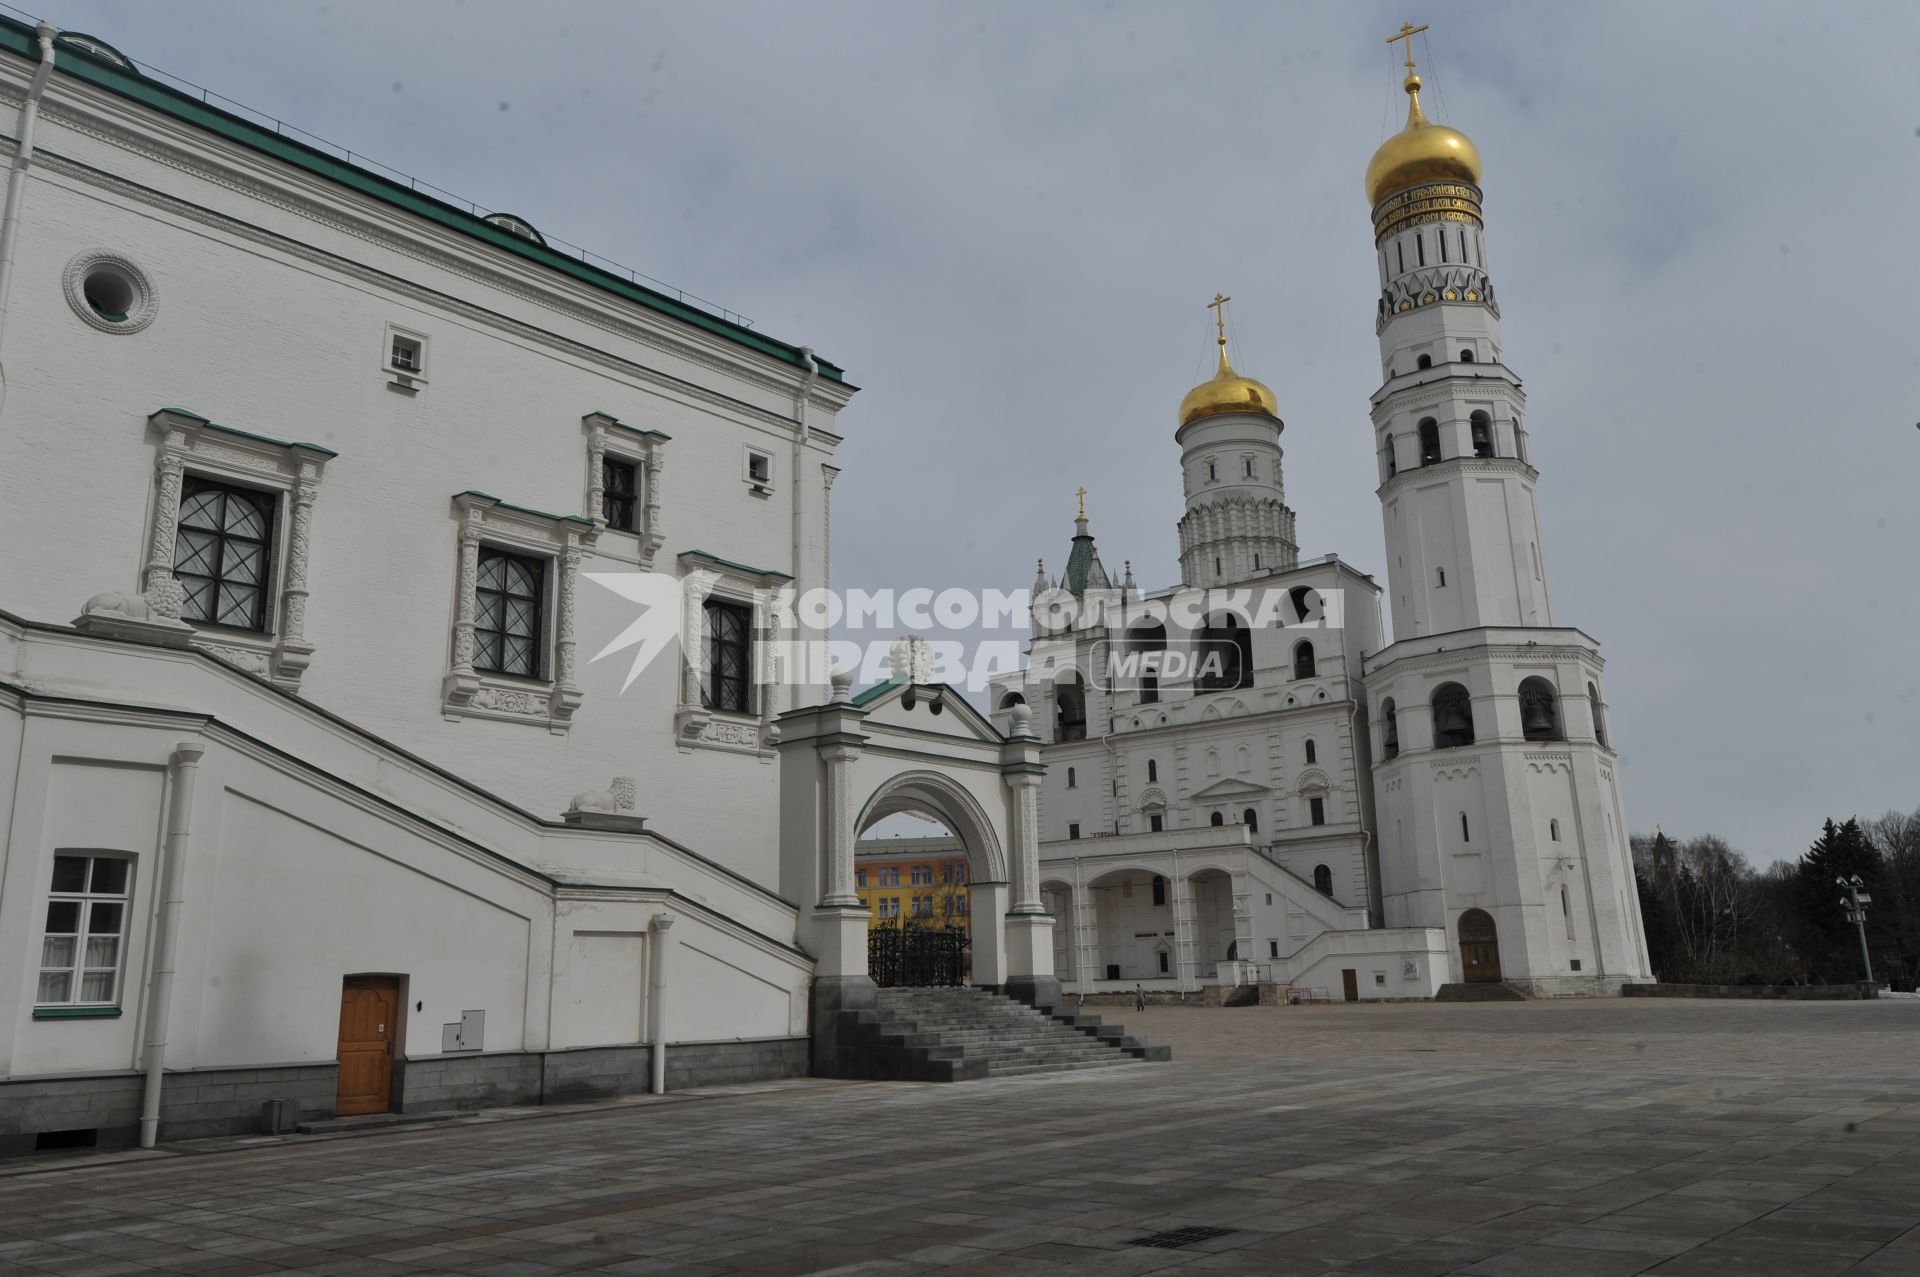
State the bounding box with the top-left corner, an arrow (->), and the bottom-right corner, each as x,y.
1179,346 -> 1279,428
1365,73 -> 1481,207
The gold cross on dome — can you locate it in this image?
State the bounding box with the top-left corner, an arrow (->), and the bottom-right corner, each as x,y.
1076,486 -> 1087,519
1208,293 -> 1231,348
1387,21 -> 1429,74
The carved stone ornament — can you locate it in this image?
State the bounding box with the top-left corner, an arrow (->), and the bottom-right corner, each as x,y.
441,491 -> 593,731
141,409 -> 332,688
72,589 -> 194,649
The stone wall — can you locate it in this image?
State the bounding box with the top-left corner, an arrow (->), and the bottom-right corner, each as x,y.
0,1063 -> 338,1157
1,1038 -> 807,1157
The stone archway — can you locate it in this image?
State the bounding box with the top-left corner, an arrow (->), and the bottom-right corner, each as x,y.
855,769 -> 1011,988
776,671 -> 1058,1073
1459,908 -> 1502,982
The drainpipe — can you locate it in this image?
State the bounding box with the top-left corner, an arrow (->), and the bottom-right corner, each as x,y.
139,741 -> 205,1149
648,911 -> 675,1094
0,21 -> 58,416
789,347 -> 817,703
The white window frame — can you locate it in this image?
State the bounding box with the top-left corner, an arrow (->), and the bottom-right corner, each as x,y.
383,321 -> 429,390
443,491 -> 595,731
582,413 -> 669,569
36,853 -> 133,1011
673,550 -> 791,757
143,408 -> 333,689
742,445 -> 775,493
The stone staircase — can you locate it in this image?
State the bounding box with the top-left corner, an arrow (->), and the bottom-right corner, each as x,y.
1434,981 -> 1529,1002
824,987 -> 1170,1082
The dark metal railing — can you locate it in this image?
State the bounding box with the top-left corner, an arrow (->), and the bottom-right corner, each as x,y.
870,925 -> 969,988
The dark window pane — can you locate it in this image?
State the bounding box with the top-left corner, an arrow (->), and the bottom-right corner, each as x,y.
90,859 -> 128,894
89,901 -> 124,934
701,599 -> 753,713
45,900 -> 80,933
602,459 -> 639,532
51,856 -> 88,893
173,478 -> 276,631
475,549 -> 545,679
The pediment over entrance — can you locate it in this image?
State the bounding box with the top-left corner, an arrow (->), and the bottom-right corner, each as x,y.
852,679 -> 1004,745
1187,777 -> 1270,802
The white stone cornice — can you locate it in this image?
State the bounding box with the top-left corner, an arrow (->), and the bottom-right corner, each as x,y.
1375,456 -> 1538,500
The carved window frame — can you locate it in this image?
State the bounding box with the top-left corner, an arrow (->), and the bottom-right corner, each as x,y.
442,491 -> 595,732
142,408 -> 333,689
582,413 -> 669,569
672,550 -> 790,759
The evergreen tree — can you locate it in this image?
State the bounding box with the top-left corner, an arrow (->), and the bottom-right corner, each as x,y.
1794,817 -> 1887,983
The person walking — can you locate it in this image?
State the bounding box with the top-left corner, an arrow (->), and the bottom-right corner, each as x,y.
1134,982 -> 1147,1012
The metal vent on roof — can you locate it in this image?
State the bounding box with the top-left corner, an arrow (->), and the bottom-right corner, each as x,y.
1124,1226 -> 1238,1250
56,33 -> 137,71
483,213 -> 546,246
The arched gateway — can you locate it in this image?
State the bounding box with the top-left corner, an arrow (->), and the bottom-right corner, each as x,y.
777,671 -> 1057,1072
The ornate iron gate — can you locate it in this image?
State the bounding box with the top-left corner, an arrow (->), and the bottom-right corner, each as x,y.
869,925 -> 969,987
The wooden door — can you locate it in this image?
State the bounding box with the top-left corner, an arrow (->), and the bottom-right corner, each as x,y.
335,977 -> 398,1116
1341,969 -> 1359,1002
1458,909 -> 1502,983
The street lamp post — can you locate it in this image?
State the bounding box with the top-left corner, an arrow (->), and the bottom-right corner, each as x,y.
1836,874 -> 1874,986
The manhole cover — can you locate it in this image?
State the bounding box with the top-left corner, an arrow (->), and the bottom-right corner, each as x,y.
1124,1225 -> 1238,1249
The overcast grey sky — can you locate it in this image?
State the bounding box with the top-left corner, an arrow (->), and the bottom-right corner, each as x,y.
40,0 -> 1920,865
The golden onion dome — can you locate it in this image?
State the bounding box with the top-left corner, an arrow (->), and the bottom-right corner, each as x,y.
1178,345 -> 1279,428
1365,73 -> 1481,207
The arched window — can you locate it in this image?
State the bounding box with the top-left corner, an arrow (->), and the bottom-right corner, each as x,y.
998,691 -> 1025,709
1129,620 -> 1166,704
1459,349 -> 1475,363
1210,811 -> 1225,827
1288,586 -> 1321,624
1304,738 -> 1317,765
1384,440 -> 1397,479
1561,886 -> 1573,940
1518,676 -> 1563,742
1207,461 -> 1217,481
1419,418 -> 1441,465
1066,767 -> 1077,789
1054,672 -> 1086,742
1589,681 -> 1608,748
1431,682 -> 1474,748
1197,614 -> 1251,691
1244,808 -> 1259,833
1470,410 -> 1494,458
1293,640 -> 1316,680
1416,353 -> 1433,370
1460,812 -> 1471,842
1550,818 -> 1561,842
1151,875 -> 1167,907
1313,864 -> 1333,896
1382,699 -> 1399,760
1147,758 -> 1158,783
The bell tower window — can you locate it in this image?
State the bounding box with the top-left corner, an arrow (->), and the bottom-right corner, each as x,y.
1431,682 -> 1474,748
1471,411 -> 1494,458
1519,676 -> 1563,741
1418,419 -> 1441,464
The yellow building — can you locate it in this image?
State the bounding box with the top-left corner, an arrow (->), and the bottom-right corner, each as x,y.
855,836 -> 969,930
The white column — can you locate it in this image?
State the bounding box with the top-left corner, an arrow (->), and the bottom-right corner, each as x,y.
140,741 -> 205,1148
820,743 -> 862,907
1172,866 -> 1199,992
648,912 -> 675,1094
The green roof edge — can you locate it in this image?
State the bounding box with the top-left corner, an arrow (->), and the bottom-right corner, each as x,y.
0,16 -> 846,384
679,549 -> 793,581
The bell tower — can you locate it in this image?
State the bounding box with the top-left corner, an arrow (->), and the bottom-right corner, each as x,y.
1359,25 -> 1652,995
1174,295 -> 1298,588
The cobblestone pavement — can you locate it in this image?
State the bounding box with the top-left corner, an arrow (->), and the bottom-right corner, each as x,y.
3,999 -> 1919,1276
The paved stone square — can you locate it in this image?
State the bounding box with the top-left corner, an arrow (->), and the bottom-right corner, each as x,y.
3,999 -> 1919,1276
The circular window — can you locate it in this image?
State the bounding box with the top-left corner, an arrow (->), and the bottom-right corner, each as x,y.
63,251 -> 157,333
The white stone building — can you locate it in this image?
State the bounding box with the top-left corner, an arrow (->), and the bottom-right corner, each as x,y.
994,59 -> 1653,1002
0,18 -> 863,1151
